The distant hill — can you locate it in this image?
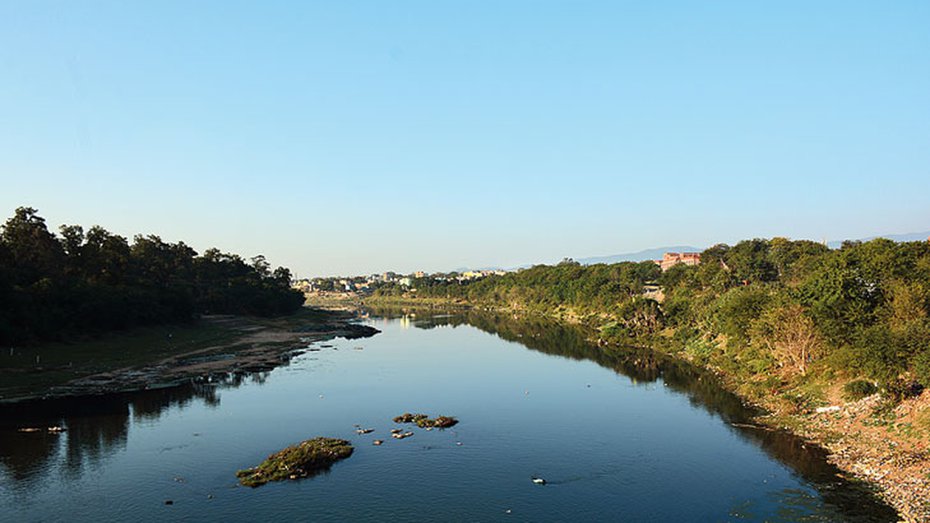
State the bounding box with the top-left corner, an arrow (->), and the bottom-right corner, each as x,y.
827,231 -> 930,249
577,246 -> 704,265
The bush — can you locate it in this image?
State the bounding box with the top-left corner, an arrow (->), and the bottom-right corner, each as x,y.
883,379 -> 924,402
843,379 -> 878,401
914,350 -> 930,387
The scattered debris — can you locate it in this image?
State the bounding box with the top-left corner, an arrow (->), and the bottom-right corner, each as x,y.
815,405 -> 842,414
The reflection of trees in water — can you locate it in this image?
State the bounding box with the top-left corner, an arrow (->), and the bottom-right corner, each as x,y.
0,429 -> 61,483
0,373 -> 252,487
373,307 -> 898,522
409,309 -> 755,423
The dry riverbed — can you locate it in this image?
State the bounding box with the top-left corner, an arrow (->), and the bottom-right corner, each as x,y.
0,308 -> 379,403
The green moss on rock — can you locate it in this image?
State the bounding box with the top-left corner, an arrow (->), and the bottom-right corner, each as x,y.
393,412 -> 428,423
394,413 -> 459,429
236,437 -> 354,487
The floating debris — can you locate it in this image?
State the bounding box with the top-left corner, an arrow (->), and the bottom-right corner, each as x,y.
236,437 -> 354,488
355,428 -> 374,435
391,432 -> 414,440
372,440 -> 383,446
531,476 -> 547,485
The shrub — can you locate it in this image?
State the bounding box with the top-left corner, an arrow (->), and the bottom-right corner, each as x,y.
883,379 -> 924,402
843,379 -> 878,401
912,349 -> 930,388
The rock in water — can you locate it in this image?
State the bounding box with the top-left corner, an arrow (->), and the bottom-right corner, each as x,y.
236,437 -> 354,487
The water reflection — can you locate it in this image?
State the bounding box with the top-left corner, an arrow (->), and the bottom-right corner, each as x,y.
0,374 -> 254,488
0,309 -> 898,522
367,306 -> 897,522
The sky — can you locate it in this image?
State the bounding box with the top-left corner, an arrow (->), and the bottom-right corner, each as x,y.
1,1 -> 929,277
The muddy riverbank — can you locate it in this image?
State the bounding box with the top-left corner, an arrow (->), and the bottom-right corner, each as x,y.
0,308 -> 379,404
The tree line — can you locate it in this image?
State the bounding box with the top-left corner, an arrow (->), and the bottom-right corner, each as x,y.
0,207 -> 305,344
407,238 -> 930,397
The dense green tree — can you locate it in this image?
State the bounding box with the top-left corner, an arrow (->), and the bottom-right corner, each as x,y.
0,208 -> 304,344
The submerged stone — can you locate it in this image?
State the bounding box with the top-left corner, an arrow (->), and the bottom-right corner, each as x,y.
236,437 -> 354,488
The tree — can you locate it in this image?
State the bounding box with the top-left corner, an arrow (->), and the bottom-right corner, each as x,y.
1,206 -> 64,284
754,303 -> 822,377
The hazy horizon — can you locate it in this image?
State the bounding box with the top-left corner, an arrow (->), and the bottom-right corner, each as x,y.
3,2 -> 929,276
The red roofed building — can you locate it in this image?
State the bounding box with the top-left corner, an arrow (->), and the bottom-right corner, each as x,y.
656,252 -> 701,271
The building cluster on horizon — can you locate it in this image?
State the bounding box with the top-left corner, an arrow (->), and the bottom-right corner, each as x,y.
292,268 -> 509,296
654,252 -> 701,271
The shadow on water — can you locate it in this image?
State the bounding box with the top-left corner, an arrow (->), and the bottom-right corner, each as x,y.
369,305 -> 898,523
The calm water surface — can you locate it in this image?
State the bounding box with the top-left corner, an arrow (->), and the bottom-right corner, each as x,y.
0,312 -> 896,522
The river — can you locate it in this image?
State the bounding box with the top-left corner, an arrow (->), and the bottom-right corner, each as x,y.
0,311 -> 897,522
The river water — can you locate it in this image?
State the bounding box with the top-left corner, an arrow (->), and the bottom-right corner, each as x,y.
0,311 -> 897,522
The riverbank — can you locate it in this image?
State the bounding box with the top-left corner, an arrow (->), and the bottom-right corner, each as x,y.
0,307 -> 379,403
339,295 -> 929,522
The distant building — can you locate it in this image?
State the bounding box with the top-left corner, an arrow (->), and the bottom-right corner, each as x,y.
414,271 -> 426,278
656,252 -> 701,271
292,279 -> 314,293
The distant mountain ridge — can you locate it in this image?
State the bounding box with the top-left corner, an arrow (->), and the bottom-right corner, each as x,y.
826,231 -> 930,249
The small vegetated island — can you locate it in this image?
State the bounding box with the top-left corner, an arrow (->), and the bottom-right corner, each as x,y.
237,438 -> 354,487
393,412 -> 459,428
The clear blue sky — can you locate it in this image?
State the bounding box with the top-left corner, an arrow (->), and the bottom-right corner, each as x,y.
2,1 -> 928,276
